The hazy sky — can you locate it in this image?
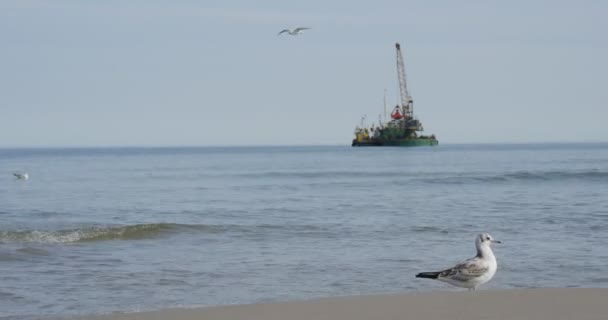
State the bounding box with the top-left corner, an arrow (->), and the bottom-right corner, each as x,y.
1,0 -> 607,147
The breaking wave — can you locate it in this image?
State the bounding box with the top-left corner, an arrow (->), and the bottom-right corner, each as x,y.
223,169 -> 608,184
0,223 -> 191,244
0,223 -> 331,244
419,169 -> 608,185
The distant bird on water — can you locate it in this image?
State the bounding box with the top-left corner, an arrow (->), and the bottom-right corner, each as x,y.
13,172 -> 29,180
415,233 -> 501,291
278,27 -> 311,36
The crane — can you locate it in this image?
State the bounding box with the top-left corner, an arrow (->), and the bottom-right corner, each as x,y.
395,43 -> 423,132
395,43 -> 413,119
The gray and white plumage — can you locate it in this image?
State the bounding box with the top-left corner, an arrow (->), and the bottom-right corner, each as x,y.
13,172 -> 29,180
277,27 -> 311,36
416,233 -> 501,291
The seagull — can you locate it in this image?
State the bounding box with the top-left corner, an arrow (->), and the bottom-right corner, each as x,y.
277,27 -> 311,36
415,233 -> 501,291
13,172 -> 29,180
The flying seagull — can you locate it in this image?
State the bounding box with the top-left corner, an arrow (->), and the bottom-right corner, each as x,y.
278,27 -> 311,36
415,233 -> 501,291
13,172 -> 29,180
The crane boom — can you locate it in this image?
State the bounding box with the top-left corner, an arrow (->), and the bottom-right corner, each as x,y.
395,43 -> 413,119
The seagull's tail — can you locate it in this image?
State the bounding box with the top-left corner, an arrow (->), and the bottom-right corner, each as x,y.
415,271 -> 440,279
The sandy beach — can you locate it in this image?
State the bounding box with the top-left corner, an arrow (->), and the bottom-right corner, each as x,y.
84,288 -> 607,320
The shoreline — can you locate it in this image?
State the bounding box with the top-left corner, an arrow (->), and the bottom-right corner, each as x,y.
83,288 -> 607,320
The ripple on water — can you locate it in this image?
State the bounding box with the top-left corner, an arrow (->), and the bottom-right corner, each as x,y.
16,247 -> 51,256
0,252 -> 21,261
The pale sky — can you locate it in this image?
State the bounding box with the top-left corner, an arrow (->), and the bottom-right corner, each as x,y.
1,0 -> 607,147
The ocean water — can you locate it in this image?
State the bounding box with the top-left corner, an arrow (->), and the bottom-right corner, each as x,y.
1,144 -> 607,319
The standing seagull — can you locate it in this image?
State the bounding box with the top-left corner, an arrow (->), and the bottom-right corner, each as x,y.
416,233 -> 501,291
277,27 -> 311,36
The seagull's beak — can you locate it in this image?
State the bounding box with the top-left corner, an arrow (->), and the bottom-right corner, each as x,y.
492,240 -> 502,244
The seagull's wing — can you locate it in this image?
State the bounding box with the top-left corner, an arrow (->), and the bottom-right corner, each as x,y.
438,257 -> 488,282
277,29 -> 290,35
294,27 -> 311,32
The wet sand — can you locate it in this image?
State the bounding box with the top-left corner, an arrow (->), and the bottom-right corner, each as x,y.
84,288 -> 607,320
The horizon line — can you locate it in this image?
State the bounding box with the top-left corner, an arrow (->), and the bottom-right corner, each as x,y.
1,141 -> 608,150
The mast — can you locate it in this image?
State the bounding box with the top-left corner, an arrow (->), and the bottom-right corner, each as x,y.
383,89 -> 387,122
395,43 -> 413,119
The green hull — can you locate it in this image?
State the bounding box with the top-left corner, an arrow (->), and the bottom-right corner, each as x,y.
352,138 -> 438,147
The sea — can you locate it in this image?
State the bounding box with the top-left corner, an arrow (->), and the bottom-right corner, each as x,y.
1,144 -> 607,319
